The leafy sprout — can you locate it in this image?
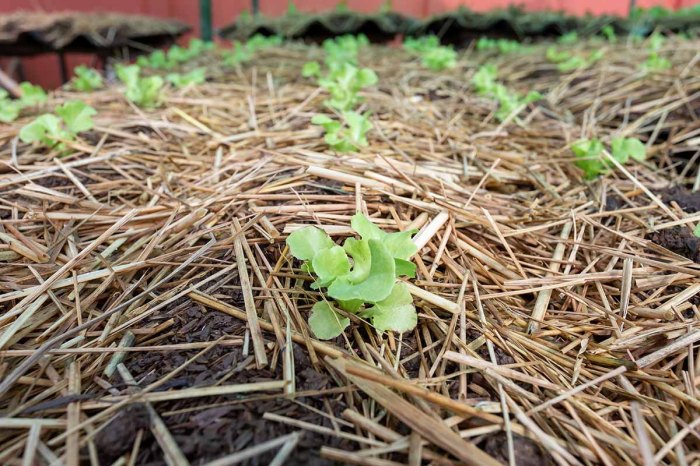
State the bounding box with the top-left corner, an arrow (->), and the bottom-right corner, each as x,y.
403,35 -> 457,71
71,65 -> 103,91
572,137 -> 646,179
471,65 -> 541,122
286,213 -> 418,339
0,82 -> 48,123
116,64 -> 164,108
19,100 -> 96,152
311,111 -> 372,153
166,67 -> 207,88
476,37 -> 523,54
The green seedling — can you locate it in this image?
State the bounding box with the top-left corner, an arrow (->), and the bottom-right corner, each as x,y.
312,111 -> 372,153
0,82 -> 48,123
558,31 -> 579,44
471,65 -> 541,122
316,63 -> 378,111
71,65 -> 103,91
137,50 -> 174,70
322,34 -> 369,68
547,47 -> 604,72
19,100 -> 96,152
572,137 -> 646,179
166,67 -> 207,88
116,64 -> 164,108
601,25 -> 617,43
403,35 -> 457,71
286,213 -> 418,339
223,34 -> 283,67
476,37 -> 523,53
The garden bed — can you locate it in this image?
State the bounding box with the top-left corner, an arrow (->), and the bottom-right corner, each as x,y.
1,34 -> 699,465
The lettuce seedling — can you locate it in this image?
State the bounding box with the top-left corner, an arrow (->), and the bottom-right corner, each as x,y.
0,90 -> 22,123
547,47 -> 603,72
71,65 -> 103,91
116,64 -> 164,108
137,50 -> 174,70
471,65 -> 541,122
322,34 -> 369,67
246,34 -> 283,52
572,137 -> 645,179
403,35 -> 457,71
19,100 -> 96,152
317,63 -> 378,111
311,111 -> 372,153
0,82 -> 48,123
601,25 -> 617,43
166,67 -> 207,88
286,213 -> 418,339
558,31 -> 579,44
476,37 -> 523,54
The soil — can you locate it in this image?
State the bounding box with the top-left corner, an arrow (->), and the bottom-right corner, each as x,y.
96,299 -> 355,466
647,226 -> 700,263
661,187 -> 700,214
480,432 -> 554,466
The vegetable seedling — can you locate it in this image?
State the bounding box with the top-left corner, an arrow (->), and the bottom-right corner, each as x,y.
471,65 -> 541,122
312,111 -> 372,153
166,68 -> 207,88
286,213 -> 419,339
403,35 -> 457,71
19,100 -> 96,152
0,82 -> 48,123
572,137 -> 646,179
116,64 -> 164,108
71,65 -> 104,91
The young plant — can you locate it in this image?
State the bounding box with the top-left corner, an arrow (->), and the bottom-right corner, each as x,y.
286,213 -> 418,339
316,63 -> 378,111
547,47 -> 603,72
166,67 -> 207,88
71,65 -> 103,91
403,35 -> 457,71
572,137 -> 646,179
601,25 -> 617,43
471,65 -> 541,122
322,34 -> 369,68
19,100 -> 96,152
0,82 -> 48,123
558,31 -> 579,45
476,37 -> 523,54
137,49 -> 173,70
116,64 -> 164,108
643,32 -> 671,72
312,111 -> 372,153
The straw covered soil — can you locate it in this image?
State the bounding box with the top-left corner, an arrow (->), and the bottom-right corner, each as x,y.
1,37 -> 700,465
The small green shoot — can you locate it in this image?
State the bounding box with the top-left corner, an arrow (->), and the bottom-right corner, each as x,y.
312,111 -> 372,153
403,35 -> 457,71
166,67 -> 207,88
19,100 -> 96,152
471,65 -> 541,122
286,213 -> 418,339
116,64 -> 164,108
476,37 -> 523,54
71,65 -> 103,91
572,137 -> 646,179
0,82 -> 48,123
547,47 -> 604,72
558,31 -> 579,44
601,25 -> 617,43
0,90 -> 22,123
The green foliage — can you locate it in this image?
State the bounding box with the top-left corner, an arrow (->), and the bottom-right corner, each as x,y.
223,34 -> 283,67
137,50 -> 173,70
572,137 -> 646,179
546,47 -> 603,72
694,223 -> 700,238
403,35 -> 457,71
475,37 -> 523,54
71,65 -> 104,91
558,31 -> 578,45
116,64 -> 164,108
641,32 -> 671,72
0,82 -> 48,123
601,25 -> 617,43
317,63 -> 378,111
311,111 -> 372,153
322,34 -> 369,68
166,67 -> 207,87
471,65 -> 541,122
19,100 -> 96,152
138,39 -> 215,70
286,213 -> 418,339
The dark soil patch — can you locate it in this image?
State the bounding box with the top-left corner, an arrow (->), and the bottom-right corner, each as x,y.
661,187 -> 700,214
94,404 -> 151,463
112,299 -> 352,465
647,226 -> 700,263
480,432 -> 554,466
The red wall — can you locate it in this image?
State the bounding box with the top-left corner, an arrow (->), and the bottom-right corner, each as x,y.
1,0 -> 697,88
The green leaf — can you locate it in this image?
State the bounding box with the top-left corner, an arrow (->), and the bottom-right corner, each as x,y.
286,226 -> 335,261
308,301 -> 349,339
312,245 -> 350,286
0,98 -> 21,123
394,258 -> 416,278
625,138 -> 646,161
572,139 -> 605,179
19,114 -> 69,148
55,100 -> 96,133
342,237 -> 372,283
363,282 -> 417,333
166,68 -> 206,87
611,137 -> 646,165
302,61 -> 321,78
116,64 -> 140,87
351,213 -> 384,240
694,223 -> 700,238
328,239 -> 395,303
384,230 -> 418,260
72,65 -> 103,91
338,299 -> 363,313
19,82 -> 47,107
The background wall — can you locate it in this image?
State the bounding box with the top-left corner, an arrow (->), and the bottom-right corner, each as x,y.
2,0 -> 698,88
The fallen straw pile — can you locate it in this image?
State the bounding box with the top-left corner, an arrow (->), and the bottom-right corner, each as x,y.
1,38 -> 699,465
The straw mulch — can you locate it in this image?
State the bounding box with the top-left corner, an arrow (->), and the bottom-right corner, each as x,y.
0,38 -> 699,466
